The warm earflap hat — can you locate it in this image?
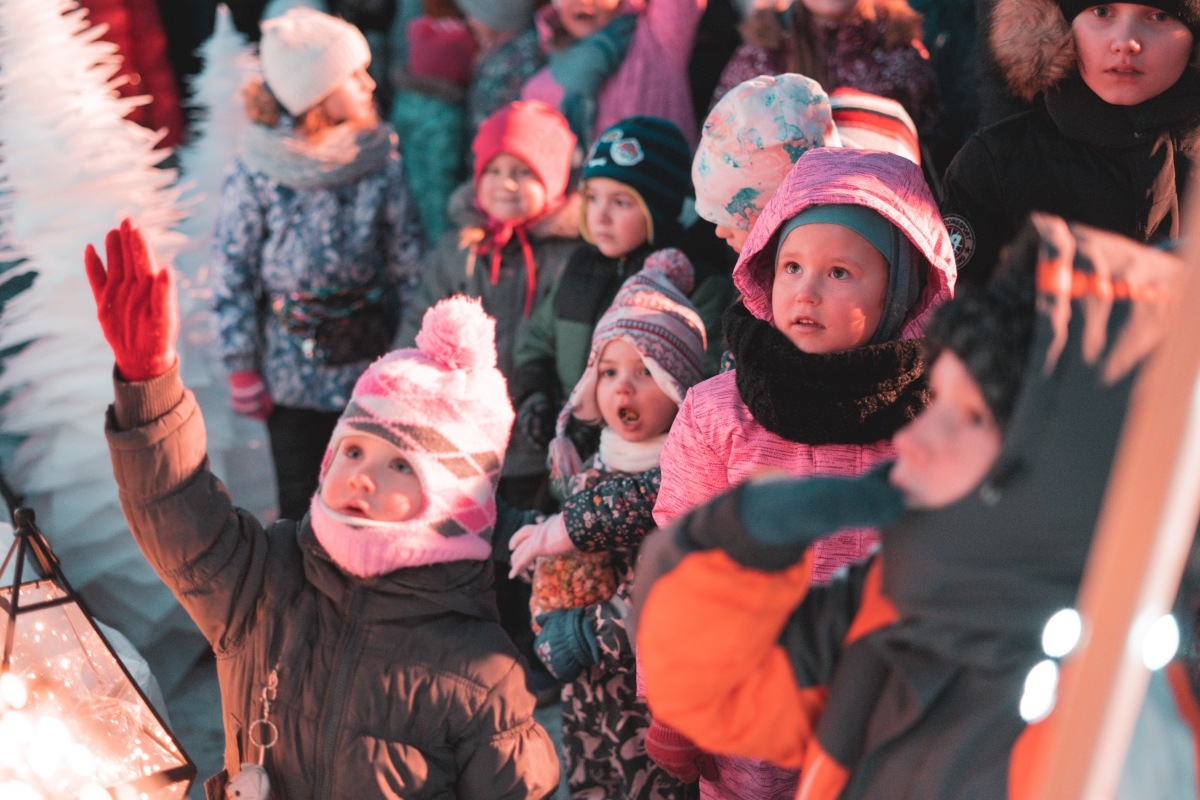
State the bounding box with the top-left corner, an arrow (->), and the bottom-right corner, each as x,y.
582,116 -> 693,245
260,8 -> 372,117
472,100 -> 577,209
830,88 -> 921,166
310,296 -> 515,578
547,249 -> 707,483
693,73 -> 840,232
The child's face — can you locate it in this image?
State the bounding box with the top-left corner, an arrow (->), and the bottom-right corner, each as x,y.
1072,4 -> 1194,106
800,0 -> 863,23
556,0 -> 623,39
889,352 -> 1003,509
320,433 -> 424,522
715,223 -> 751,254
595,339 -> 678,442
771,222 -> 889,354
477,154 -> 548,223
319,67 -> 378,127
585,178 -> 651,258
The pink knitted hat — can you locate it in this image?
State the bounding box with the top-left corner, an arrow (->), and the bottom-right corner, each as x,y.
312,296 -> 515,576
547,249 -> 707,483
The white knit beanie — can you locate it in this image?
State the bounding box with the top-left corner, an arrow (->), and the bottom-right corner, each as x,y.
312,296 -> 515,576
260,8 -> 372,117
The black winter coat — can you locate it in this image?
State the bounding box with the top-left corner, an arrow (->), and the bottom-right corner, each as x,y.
940,70 -> 1200,288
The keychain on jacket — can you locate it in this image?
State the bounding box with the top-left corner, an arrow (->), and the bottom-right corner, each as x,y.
227,668 -> 278,800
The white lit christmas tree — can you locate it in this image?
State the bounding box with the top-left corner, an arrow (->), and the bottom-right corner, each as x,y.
0,0 -> 207,696
174,4 -> 277,522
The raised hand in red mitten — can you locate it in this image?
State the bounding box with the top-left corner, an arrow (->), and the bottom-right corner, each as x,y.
83,218 -> 179,382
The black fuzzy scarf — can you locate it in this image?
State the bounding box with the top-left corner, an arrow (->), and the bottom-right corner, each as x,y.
726,303 -> 929,444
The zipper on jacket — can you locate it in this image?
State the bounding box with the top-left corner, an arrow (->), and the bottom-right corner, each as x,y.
315,588 -> 365,799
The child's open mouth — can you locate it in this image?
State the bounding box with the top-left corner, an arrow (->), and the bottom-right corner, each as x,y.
618,407 -> 640,423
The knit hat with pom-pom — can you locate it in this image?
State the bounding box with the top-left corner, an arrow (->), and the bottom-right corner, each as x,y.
547,249 -> 707,486
311,296 -> 515,577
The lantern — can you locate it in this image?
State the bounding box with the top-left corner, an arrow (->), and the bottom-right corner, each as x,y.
0,507 -> 196,799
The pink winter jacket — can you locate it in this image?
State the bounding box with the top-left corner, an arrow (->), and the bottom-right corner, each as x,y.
655,148 -> 955,563
652,147 -> 955,800
521,0 -> 705,148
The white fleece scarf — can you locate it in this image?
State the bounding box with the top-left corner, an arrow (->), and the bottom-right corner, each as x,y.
240,120 -> 396,190
597,426 -> 667,474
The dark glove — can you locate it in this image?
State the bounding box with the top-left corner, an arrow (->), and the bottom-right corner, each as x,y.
517,391 -> 557,448
83,218 -> 179,382
643,720 -> 719,784
533,608 -> 600,683
679,465 -> 904,571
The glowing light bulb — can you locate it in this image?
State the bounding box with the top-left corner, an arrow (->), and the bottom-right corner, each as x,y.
28,714 -> 70,778
1019,659 -> 1059,722
78,783 -> 109,800
1142,614 -> 1179,671
4,780 -> 46,800
1041,608 -> 1082,658
0,671 -> 28,709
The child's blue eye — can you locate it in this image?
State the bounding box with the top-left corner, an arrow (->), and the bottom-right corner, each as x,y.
829,266 -> 851,280
391,459 -> 413,474
782,261 -> 801,275
600,368 -> 616,378
344,444 -> 363,459
1091,5 -> 1112,16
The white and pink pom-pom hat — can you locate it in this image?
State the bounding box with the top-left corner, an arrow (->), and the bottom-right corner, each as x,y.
313,296 -> 515,577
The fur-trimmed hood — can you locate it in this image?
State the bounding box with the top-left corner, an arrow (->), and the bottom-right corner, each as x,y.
990,0 -> 1077,101
733,147 -> 955,342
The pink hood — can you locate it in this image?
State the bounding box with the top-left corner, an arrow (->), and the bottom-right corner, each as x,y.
733,148 -> 956,340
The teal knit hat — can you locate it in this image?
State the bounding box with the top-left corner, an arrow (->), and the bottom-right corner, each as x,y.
582,116 -> 693,244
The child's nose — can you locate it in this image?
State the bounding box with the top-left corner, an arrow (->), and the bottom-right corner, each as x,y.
1111,22 -> 1142,53
348,469 -> 375,492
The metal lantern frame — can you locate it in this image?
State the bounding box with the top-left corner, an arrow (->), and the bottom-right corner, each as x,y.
0,501 -> 197,798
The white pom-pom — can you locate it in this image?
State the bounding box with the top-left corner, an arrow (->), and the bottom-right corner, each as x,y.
414,295 -> 498,370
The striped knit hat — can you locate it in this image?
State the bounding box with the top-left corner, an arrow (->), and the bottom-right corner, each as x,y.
830,88 -> 921,166
582,116 -> 693,245
547,249 -> 707,485
693,73 -> 840,233
311,296 -> 514,576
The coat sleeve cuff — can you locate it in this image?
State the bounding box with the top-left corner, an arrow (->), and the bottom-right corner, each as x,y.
110,362 -> 186,431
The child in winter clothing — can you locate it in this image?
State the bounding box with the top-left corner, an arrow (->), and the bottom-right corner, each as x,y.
645,146 -> 955,800
506,256 -> 707,800
390,3 -> 477,241
713,0 -> 942,145
693,72 -> 841,255
87,219 -> 560,798
398,99 -> 580,491
461,0 -> 549,139
212,8 -> 425,520
940,0 -> 1200,288
632,214 -> 1192,800
510,116 -> 728,456
521,0 -> 708,148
